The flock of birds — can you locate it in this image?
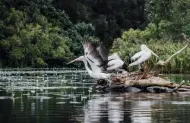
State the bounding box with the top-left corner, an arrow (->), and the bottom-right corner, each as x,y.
67,41 -> 188,82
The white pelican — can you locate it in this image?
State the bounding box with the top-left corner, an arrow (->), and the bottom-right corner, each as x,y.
128,44 -> 159,70
86,42 -> 127,72
67,41 -> 112,79
156,43 -> 189,66
107,53 -> 128,72
153,43 -> 189,76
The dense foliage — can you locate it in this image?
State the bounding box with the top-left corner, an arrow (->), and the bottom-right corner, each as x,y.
55,0 -> 146,49
146,0 -> 190,39
0,0 -> 97,67
110,0 -> 190,73
111,25 -> 190,73
0,0 -> 190,73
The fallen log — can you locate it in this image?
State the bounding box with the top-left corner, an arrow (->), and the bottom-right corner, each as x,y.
123,76 -> 177,88
95,72 -> 190,93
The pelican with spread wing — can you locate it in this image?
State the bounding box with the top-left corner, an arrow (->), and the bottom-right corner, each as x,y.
153,43 -> 189,76
67,40 -> 129,80
157,43 -> 189,66
67,41 -> 112,79
128,44 -> 159,70
91,44 -> 127,72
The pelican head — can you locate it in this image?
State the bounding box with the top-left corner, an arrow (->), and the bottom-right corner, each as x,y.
156,60 -> 165,66
140,44 -> 149,51
67,56 -> 85,64
141,44 -> 159,58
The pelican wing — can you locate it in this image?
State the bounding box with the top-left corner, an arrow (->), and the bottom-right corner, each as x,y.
129,52 -> 150,67
164,43 -> 189,64
131,51 -> 143,61
108,53 -> 121,61
82,41 -> 104,66
82,41 -> 94,56
87,47 -> 105,72
82,41 -> 103,72
86,56 -> 103,73
107,59 -> 124,71
87,48 -> 104,66
107,53 -> 125,71
96,43 -> 108,62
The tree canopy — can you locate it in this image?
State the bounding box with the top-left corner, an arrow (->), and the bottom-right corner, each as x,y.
0,0 -> 97,67
0,0 -> 190,73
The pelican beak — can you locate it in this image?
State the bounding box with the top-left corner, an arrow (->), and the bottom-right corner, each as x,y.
149,49 -> 159,58
67,57 -> 82,64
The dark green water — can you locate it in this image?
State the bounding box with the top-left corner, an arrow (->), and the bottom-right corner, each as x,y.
0,70 -> 190,123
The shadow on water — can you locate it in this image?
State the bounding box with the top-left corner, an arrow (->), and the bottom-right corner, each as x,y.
0,70 -> 190,123
0,91 -> 13,123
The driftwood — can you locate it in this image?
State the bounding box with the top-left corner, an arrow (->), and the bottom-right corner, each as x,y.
95,72 -> 190,93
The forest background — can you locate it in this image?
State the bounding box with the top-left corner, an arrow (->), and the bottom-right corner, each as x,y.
0,0 -> 190,73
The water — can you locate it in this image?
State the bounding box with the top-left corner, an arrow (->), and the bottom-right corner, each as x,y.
0,69 -> 190,123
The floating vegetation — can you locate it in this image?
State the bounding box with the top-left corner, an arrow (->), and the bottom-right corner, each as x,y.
29,96 -> 52,100
57,97 -> 70,100
81,96 -> 88,100
0,68 -> 92,93
56,102 -> 67,104
22,93 -> 30,96
0,96 -> 13,100
0,68 -> 94,111
0,68 -> 190,123
69,101 -> 82,104
169,101 -> 190,105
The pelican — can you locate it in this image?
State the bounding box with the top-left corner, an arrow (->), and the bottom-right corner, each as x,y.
107,53 -> 128,73
128,44 -> 159,70
156,43 -> 189,66
67,41 -> 112,80
85,42 -> 127,72
153,43 -> 189,76
67,56 -> 111,79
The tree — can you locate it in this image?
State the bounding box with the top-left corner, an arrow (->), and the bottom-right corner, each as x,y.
146,0 -> 190,38
0,0 -> 98,67
55,0 -> 147,50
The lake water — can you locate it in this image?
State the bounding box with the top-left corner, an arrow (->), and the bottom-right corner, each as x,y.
0,69 -> 190,123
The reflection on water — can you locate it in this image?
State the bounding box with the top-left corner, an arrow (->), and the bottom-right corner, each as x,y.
0,69 -> 190,123
167,74 -> 190,83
